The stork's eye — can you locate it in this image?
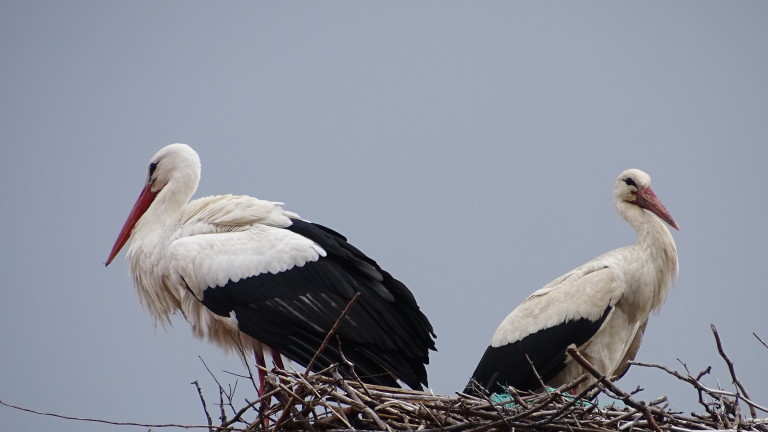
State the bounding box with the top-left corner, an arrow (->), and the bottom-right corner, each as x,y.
148,162 -> 158,179
623,177 -> 637,187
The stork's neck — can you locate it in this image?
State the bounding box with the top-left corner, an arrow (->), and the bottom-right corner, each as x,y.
127,179 -> 196,327
623,204 -> 676,252
138,174 -> 198,234
149,188 -> 188,226
617,202 -> 679,312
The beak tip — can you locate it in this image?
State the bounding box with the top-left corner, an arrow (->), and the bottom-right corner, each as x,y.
105,252 -> 116,267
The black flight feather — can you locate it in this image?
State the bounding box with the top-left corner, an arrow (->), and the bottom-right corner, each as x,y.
200,218 -> 436,389
464,306 -> 612,395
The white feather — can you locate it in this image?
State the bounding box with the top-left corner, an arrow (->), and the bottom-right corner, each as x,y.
490,261 -> 623,347
169,226 -> 325,295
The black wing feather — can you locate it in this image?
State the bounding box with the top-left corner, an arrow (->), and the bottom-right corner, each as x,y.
464,306 -> 611,395
200,218 -> 436,389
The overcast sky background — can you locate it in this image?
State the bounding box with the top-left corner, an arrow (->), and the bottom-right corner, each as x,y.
2,2 -> 767,431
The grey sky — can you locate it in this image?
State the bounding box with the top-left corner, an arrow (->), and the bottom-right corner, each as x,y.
2,2 -> 767,431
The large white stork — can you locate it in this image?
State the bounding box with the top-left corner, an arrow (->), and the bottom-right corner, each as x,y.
106,143 -> 436,390
465,169 -> 678,395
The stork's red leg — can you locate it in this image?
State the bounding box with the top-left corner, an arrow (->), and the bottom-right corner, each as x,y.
253,345 -> 267,394
270,347 -> 285,371
253,345 -> 272,428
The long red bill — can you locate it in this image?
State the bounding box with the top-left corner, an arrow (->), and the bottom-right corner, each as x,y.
635,187 -> 680,230
105,184 -> 158,266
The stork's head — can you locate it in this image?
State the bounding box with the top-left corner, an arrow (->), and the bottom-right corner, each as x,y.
106,143 -> 201,266
613,168 -> 679,230
144,143 -> 201,195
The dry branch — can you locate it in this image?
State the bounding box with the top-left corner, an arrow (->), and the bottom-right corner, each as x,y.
710,324 -> 758,418
754,333 -> 768,351
566,346 -> 664,432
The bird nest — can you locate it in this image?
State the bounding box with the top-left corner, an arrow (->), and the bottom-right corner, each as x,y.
192,325 -> 767,432
2,325 -> 766,431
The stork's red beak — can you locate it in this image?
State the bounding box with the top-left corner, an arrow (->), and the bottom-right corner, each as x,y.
106,184 -> 158,266
635,187 -> 679,230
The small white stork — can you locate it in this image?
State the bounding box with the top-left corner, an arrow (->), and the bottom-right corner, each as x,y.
465,169 -> 678,395
106,143 -> 436,390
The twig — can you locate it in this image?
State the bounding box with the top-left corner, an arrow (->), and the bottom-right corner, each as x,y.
540,378 -> 599,425
199,356 -> 240,420
0,399 -> 227,430
504,385 -> 529,408
304,292 -> 362,376
525,353 -> 548,393
566,347 -> 664,432
334,370 -> 393,431
295,370 -> 355,430
476,387 -> 512,429
272,382 -> 320,432
336,335 -> 374,399
754,332 -> 768,351
217,385 -> 227,429
218,386 -> 282,430
711,323 -> 758,418
191,380 -> 214,431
